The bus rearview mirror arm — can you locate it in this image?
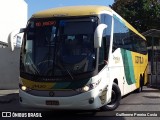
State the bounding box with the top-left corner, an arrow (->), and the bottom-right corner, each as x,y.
19,28 -> 26,33
9,28 -> 25,51
94,24 -> 107,48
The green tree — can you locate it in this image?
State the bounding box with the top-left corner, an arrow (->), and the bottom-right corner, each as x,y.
112,0 -> 160,33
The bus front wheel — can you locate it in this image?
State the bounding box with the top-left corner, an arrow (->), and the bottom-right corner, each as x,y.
101,83 -> 121,111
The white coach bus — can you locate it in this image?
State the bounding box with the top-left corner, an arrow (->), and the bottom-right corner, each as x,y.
18,6 -> 148,110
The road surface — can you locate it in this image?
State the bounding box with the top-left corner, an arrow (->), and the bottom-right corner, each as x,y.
0,86 -> 160,120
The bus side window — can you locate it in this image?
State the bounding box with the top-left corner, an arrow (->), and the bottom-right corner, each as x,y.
100,14 -> 111,60
98,31 -> 110,67
132,35 -> 147,55
123,35 -> 133,51
113,18 -> 124,52
113,17 -> 131,52
139,40 -> 147,54
98,14 -> 112,71
98,37 -> 106,70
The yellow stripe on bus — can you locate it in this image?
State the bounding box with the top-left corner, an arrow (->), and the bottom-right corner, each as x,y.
21,78 -> 56,90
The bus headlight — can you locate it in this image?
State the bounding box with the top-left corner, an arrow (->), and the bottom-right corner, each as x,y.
21,85 -> 27,91
82,86 -> 90,92
76,79 -> 101,93
19,84 -> 31,92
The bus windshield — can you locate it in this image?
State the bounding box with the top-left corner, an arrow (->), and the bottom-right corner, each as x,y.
20,17 -> 97,78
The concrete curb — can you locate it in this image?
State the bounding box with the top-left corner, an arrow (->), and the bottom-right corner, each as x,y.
0,89 -> 19,103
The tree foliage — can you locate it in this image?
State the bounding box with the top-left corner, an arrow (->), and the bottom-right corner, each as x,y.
112,0 -> 160,33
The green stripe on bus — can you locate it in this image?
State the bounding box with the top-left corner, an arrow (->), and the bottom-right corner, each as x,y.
121,49 -> 136,85
52,82 -> 71,89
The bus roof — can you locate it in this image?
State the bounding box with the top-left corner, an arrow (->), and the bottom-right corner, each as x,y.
32,5 -> 146,40
32,5 -> 112,18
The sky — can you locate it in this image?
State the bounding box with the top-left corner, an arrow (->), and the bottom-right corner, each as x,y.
25,0 -> 115,19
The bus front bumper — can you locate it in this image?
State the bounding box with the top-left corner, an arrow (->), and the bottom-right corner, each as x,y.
19,89 -> 104,110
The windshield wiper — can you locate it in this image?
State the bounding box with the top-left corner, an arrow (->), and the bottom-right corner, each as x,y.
57,61 -> 74,80
63,66 -> 74,80
26,53 -> 40,75
54,34 -> 74,80
30,63 -> 40,75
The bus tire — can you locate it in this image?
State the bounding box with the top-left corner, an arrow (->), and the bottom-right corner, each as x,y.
135,74 -> 143,93
141,74 -> 145,90
101,83 -> 121,111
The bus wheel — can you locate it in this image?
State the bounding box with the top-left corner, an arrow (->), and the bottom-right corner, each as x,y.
101,83 -> 121,111
135,75 -> 143,93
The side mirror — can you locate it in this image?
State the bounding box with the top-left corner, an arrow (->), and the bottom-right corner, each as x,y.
94,24 -> 107,48
9,28 -> 25,51
19,28 -> 26,33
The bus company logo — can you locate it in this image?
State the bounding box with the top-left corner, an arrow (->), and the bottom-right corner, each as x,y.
135,56 -> 144,64
113,56 -> 120,63
49,91 -> 55,97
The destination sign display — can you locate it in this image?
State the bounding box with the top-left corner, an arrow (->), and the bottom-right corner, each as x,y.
35,21 -> 56,27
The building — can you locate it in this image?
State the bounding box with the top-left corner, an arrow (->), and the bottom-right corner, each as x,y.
143,29 -> 160,88
0,0 -> 27,89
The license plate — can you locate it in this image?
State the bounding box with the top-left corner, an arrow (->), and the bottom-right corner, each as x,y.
46,100 -> 59,105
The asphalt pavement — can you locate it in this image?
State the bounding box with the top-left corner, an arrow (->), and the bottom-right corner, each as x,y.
0,89 -> 18,104
0,86 -> 160,120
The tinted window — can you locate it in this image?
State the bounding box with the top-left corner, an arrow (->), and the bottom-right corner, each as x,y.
21,17 -> 98,77
133,35 -> 147,54
98,14 -> 112,70
113,17 -> 147,55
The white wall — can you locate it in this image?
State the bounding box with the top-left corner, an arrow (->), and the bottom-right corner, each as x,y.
0,0 -> 27,43
0,0 -> 27,89
0,48 -> 20,89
